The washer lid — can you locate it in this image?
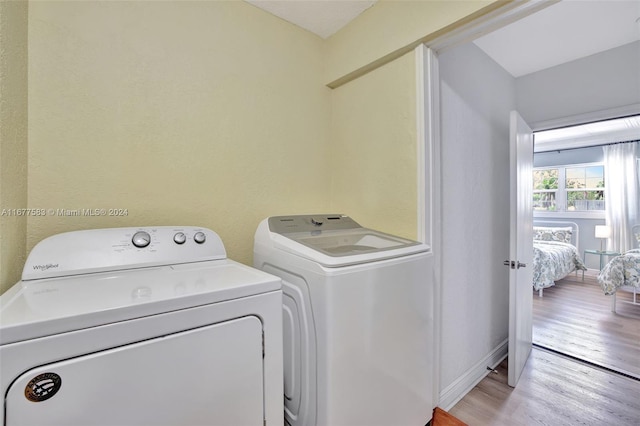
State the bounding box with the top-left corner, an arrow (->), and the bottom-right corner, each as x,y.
0,259 -> 280,345
265,215 -> 430,267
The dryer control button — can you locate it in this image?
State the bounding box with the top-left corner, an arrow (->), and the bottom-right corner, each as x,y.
311,218 -> 323,226
132,231 -> 151,248
173,232 -> 186,245
194,231 -> 206,244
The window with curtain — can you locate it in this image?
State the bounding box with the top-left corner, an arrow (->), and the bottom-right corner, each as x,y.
603,140 -> 640,253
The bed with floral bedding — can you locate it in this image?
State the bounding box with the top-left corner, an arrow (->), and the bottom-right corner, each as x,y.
598,249 -> 640,295
532,222 -> 587,296
598,236 -> 640,311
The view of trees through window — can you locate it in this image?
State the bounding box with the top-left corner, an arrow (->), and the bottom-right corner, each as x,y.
533,165 -> 605,212
533,169 -> 558,211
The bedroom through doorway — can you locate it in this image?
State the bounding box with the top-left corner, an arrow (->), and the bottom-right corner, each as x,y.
531,116 -> 640,379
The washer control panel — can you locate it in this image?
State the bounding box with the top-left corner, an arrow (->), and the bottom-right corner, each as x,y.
22,226 -> 226,281
268,214 -> 361,235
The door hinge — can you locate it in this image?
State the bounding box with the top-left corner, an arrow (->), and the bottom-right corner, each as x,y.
262,330 -> 265,359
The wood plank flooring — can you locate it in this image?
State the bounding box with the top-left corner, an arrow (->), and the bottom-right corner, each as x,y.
449,270 -> 640,425
449,348 -> 640,425
532,270 -> 640,378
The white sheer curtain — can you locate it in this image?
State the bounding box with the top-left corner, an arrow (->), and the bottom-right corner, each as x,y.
603,141 -> 640,253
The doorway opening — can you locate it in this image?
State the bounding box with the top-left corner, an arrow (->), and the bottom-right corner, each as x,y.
531,115 -> 640,380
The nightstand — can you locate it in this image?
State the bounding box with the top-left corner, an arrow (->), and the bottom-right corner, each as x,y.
583,249 -> 621,270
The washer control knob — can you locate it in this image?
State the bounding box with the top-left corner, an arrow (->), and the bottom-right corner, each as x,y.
311,218 -> 323,226
194,231 -> 206,244
173,232 -> 186,245
132,231 -> 151,248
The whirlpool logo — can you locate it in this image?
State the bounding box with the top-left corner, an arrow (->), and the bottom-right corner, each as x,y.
24,372 -> 62,402
32,263 -> 59,271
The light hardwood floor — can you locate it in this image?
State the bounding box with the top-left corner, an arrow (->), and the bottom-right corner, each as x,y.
449,270 -> 640,425
449,348 -> 640,425
533,269 -> 640,378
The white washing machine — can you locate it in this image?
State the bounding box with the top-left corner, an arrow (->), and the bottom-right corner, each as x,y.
0,226 -> 283,426
253,215 -> 434,426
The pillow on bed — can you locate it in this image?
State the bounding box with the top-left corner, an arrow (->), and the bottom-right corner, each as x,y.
533,226 -> 573,244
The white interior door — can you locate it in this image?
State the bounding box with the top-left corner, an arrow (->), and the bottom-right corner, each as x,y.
507,110 -> 534,387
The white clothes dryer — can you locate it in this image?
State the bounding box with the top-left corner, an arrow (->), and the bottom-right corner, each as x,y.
1,226 -> 283,426
254,215 -> 434,426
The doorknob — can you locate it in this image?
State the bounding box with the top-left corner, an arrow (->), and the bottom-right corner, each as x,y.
503,260 -> 525,269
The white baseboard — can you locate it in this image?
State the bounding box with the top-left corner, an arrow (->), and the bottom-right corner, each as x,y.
439,339 -> 508,411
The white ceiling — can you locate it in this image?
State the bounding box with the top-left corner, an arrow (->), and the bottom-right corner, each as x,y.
245,0 -> 376,39
473,0 -> 640,77
245,0 -> 640,77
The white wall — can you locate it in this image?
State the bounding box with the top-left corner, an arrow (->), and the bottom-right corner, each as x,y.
438,42 -> 515,402
516,41 -> 640,125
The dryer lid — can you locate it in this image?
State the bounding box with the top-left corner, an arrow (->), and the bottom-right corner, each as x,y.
0,259 -> 280,345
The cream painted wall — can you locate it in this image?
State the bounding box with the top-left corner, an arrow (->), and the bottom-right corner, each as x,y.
26,1 -> 331,266
0,0 -> 29,293
330,51 -> 417,240
3,0 -> 507,292
325,0 -> 499,86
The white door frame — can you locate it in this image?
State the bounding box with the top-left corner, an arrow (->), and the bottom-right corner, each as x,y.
416,0 -> 559,407
531,103 -> 640,133
415,43 -> 441,405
